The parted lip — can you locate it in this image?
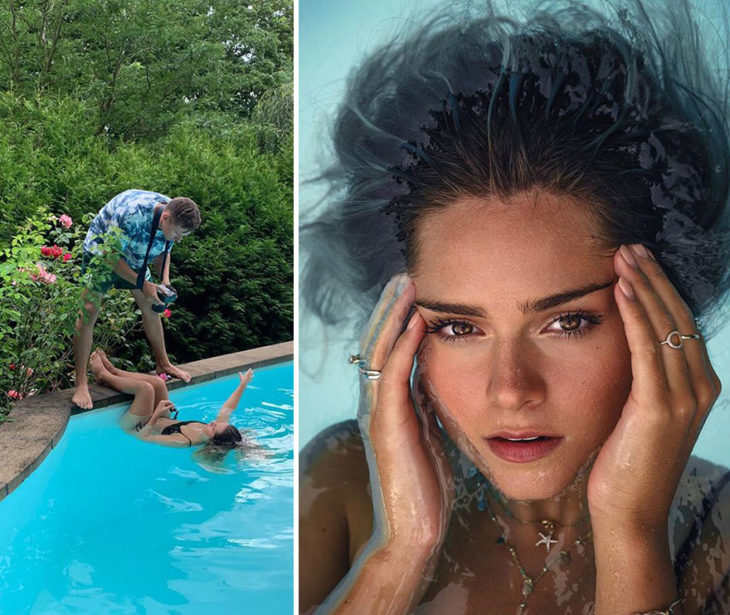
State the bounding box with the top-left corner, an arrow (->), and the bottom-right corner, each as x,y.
486,431 -> 562,440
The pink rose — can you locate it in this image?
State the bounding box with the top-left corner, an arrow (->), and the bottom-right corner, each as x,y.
51,245 -> 63,258
63,252 -> 72,262
26,367 -> 33,376
157,373 -> 170,381
162,308 -> 172,318
41,245 -> 53,257
30,264 -> 57,284
59,214 -> 72,228
7,390 -> 22,400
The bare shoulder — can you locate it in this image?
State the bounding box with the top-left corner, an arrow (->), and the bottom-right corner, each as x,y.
672,456 -> 730,614
301,419 -> 369,487
300,419 -> 372,541
299,420 -> 373,614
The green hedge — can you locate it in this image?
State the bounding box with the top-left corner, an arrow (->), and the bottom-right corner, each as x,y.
0,94 -> 292,373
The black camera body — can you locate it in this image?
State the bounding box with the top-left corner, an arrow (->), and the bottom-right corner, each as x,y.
152,284 -> 178,313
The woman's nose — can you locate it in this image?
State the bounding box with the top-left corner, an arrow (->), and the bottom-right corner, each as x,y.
486,342 -> 545,411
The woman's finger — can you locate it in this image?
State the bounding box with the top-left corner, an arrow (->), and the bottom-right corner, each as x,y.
375,311 -> 425,418
359,273 -> 415,372
628,245 -> 720,435
614,246 -> 692,409
356,273 -> 416,431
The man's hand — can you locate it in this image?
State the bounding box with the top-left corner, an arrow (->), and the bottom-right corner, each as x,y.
142,280 -> 164,305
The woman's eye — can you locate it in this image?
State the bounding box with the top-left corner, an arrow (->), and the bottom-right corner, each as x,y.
545,312 -> 603,338
426,319 -> 479,342
558,315 -> 581,331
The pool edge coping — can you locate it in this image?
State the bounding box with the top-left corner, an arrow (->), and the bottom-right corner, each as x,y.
0,341 -> 293,502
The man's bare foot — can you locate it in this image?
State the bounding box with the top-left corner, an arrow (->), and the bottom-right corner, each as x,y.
72,384 -> 93,410
156,363 -> 191,383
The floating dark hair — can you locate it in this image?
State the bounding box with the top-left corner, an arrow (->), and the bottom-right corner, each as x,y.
301,1 -> 730,336
210,424 -> 243,448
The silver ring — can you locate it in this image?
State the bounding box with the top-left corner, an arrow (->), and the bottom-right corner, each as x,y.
660,330 -> 683,349
659,330 -> 701,349
359,368 -> 382,380
349,353 -> 381,380
680,333 -> 701,341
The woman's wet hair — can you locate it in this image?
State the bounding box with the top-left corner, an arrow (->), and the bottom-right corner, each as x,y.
210,424 -> 243,448
301,1 -> 730,336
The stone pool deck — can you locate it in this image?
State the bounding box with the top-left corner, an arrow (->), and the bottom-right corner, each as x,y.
0,341 -> 293,502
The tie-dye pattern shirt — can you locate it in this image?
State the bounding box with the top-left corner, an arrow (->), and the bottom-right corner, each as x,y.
83,189 -> 172,271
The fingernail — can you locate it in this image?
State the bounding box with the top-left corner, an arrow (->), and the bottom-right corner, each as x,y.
390,272 -> 411,290
618,276 -> 634,298
619,245 -> 638,268
407,311 -> 420,330
632,244 -> 649,258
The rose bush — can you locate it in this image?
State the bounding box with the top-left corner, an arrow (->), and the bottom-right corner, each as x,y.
0,211 -> 140,419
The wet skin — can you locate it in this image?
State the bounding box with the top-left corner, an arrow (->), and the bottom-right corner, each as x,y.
412,192 -> 632,508
300,190 -> 724,615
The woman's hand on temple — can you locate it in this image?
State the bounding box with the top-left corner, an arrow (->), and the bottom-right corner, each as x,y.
315,274 -> 453,614
588,244 -> 721,530
356,273 -> 453,566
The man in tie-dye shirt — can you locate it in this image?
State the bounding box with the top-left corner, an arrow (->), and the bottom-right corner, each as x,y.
72,189 -> 201,409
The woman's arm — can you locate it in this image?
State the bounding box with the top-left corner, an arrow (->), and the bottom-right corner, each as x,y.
590,246 -> 722,615
136,433 -> 192,448
135,400 -> 175,437
215,370 -> 253,423
299,421 -> 435,615
301,275 -> 452,614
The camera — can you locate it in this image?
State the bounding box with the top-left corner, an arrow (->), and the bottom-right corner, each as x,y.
152,284 -> 178,313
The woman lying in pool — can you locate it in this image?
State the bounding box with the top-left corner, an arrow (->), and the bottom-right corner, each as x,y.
89,349 -> 252,448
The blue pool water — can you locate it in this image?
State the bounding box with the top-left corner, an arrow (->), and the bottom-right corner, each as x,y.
0,362 -> 293,615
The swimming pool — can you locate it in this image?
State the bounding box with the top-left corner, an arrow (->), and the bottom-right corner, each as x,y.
0,362 -> 293,615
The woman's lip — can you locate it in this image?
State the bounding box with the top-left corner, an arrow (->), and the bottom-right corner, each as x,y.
485,436 -> 564,463
488,431 -> 561,439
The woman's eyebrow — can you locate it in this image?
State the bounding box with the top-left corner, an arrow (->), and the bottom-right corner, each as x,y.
415,279 -> 616,317
415,300 -> 486,318
521,278 -> 616,313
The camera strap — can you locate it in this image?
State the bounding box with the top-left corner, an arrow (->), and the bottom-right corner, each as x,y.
136,203 -> 172,289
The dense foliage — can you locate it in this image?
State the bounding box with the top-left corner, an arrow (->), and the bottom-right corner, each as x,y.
0,0 -> 293,414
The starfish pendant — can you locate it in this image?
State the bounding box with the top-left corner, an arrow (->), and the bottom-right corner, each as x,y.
535,531 -> 557,552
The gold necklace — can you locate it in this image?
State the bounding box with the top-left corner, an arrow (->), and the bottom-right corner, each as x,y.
490,488 -> 591,554
483,496 -> 593,615
471,470 -> 590,554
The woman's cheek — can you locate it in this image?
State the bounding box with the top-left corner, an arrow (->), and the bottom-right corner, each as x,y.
418,338 -> 483,426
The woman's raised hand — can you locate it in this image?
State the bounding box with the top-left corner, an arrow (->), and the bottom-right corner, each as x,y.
239,369 -> 253,386
356,273 -> 453,561
588,244 -> 721,530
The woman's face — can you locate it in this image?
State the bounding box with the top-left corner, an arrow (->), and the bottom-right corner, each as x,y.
411,191 -> 633,501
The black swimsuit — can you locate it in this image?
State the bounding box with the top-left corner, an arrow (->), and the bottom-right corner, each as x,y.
160,420 -> 205,446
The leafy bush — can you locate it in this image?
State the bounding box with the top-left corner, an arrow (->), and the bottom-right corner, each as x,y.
0,212 -> 141,418
0,0 -> 293,405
